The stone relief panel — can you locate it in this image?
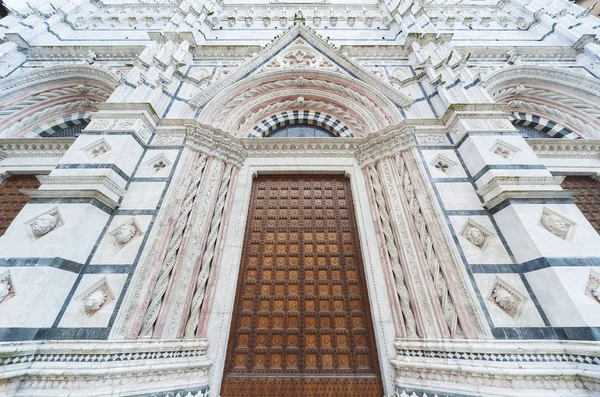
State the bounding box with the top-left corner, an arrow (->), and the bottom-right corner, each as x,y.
539,207 -> 577,241
460,218 -> 493,250
0,270 -> 15,306
25,207 -> 64,240
145,153 -> 171,174
261,39 -> 340,73
83,138 -> 112,159
585,270 -> 600,304
430,153 -> 458,175
490,139 -> 520,161
487,277 -> 527,319
78,277 -> 115,316
110,218 -> 143,249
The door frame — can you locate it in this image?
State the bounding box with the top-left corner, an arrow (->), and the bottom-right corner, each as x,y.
204,156 -> 397,396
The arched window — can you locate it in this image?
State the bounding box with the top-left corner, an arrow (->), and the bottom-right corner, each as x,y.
267,124 -> 336,138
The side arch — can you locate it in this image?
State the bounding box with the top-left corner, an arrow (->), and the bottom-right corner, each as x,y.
197,69 -> 404,138
0,65 -> 118,138
483,66 -> 600,139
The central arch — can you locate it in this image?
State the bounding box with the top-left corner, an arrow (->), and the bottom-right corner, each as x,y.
198,69 -> 404,138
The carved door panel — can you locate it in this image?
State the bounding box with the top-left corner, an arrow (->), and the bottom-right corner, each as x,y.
221,175 -> 383,397
0,175 -> 40,236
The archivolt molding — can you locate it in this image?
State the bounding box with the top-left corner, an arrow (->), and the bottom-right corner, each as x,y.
236,98 -> 363,136
483,66 -> 600,139
1,100 -> 97,138
0,65 -> 119,100
200,69 -> 401,137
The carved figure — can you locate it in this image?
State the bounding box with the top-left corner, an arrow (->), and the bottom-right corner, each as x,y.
465,226 -> 487,248
0,277 -> 10,303
83,289 -> 107,313
492,286 -> 517,314
114,223 -> 137,246
31,213 -> 59,238
541,213 -> 570,239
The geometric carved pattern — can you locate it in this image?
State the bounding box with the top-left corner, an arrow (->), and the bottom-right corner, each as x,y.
561,176 -> 600,235
221,175 -> 383,397
0,175 -> 40,237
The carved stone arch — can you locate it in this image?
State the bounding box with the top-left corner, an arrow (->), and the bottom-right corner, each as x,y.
483,66 -> 600,139
250,110 -> 350,138
198,69 -> 403,138
0,65 -> 118,138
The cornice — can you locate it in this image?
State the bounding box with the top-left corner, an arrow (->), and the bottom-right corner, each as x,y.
0,138 -> 75,160
526,139 -> 600,159
241,137 -> 358,158
455,46 -> 577,61
355,123 -> 416,166
95,102 -> 160,125
184,121 -> 247,168
25,46 -> 144,60
23,188 -> 121,210
393,338 -> 600,395
0,338 -> 211,395
476,175 -> 566,197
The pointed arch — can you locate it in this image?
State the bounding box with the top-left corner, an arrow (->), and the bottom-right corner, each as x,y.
483,66 -> 600,139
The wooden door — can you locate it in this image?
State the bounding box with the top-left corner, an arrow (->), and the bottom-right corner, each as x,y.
221,175 -> 383,397
0,175 -> 40,236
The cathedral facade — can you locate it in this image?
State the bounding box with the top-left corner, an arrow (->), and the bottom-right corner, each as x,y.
1,0 -> 600,396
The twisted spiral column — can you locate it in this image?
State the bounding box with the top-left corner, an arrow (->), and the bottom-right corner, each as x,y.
368,164 -> 417,338
397,154 -> 463,338
184,163 -> 233,338
139,154 -> 208,337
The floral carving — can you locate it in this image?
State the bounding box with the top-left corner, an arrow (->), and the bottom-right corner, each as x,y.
490,139 -> 520,161
110,219 -> 142,248
430,154 -> 457,174
79,278 -> 115,316
83,139 -> 111,159
281,49 -> 317,68
145,153 -> 171,173
539,208 -> 575,241
28,208 -> 63,239
488,279 -> 525,318
460,219 -> 491,250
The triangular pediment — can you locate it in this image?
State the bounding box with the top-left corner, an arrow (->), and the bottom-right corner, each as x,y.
189,23 -> 411,109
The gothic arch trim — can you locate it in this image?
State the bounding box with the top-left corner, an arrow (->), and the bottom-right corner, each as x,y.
483,66 -> 600,139
250,110 -> 350,138
0,65 -> 116,138
510,112 -> 578,139
189,24 -> 411,109
198,69 -> 402,137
